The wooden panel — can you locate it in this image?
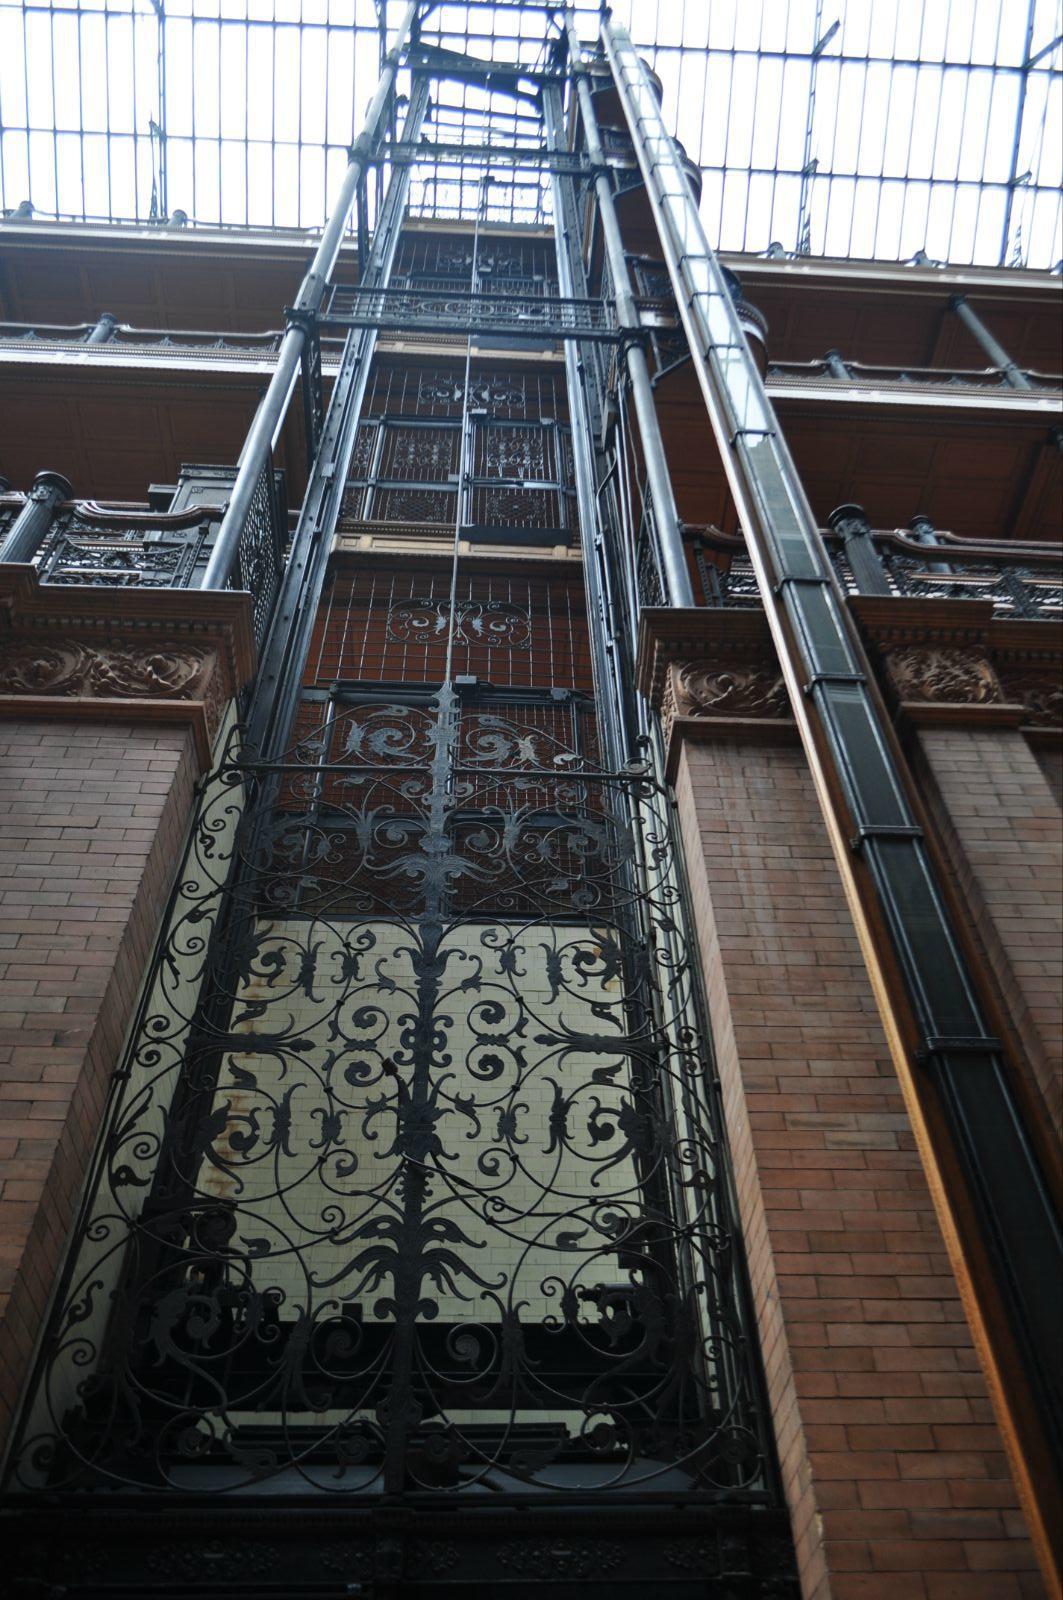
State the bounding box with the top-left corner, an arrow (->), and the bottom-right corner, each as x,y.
655,363 -> 1061,541
0,368 -> 310,506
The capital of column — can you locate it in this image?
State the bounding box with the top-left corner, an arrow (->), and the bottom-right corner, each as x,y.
0,568 -> 257,766
636,606 -> 796,777
850,595 -> 1061,735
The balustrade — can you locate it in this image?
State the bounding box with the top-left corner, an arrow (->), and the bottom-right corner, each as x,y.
635,520 -> 1062,621
0,464 -> 285,647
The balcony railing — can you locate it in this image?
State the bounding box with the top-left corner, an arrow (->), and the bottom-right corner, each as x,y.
4,320 -> 1056,408
0,467 -> 285,647
766,356 -> 1063,395
638,522 -> 1062,622
0,319 -> 287,356
324,280 -> 621,343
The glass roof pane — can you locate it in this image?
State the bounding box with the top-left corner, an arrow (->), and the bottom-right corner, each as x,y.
0,0 -> 1057,269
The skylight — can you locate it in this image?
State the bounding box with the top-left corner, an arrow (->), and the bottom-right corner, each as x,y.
0,0 -> 1059,269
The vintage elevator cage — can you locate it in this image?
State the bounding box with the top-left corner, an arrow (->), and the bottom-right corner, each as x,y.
2,4 -> 1058,1596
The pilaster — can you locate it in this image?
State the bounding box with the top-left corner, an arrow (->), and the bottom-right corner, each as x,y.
636,605 -> 1044,1600
0,567 -> 256,1456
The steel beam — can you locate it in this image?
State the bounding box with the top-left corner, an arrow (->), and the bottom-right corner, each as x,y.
563,19 -> 693,609
600,14 -> 1062,1562
202,0 -> 420,593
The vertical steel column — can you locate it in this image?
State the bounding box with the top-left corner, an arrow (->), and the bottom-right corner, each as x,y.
542,80 -> 627,767
563,19 -> 692,608
908,512 -> 952,575
245,73 -> 430,760
823,348 -> 851,380
600,14 -> 1061,1567
827,503 -> 890,595
0,471 -> 72,564
85,312 -> 118,345
202,0 -> 420,592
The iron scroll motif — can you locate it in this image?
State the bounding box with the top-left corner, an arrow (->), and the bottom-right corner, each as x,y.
387,598 -> 532,648
9,685 -> 770,1501
35,513 -> 210,589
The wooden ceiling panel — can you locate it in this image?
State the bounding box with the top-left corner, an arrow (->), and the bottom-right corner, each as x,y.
83,263 -> 163,313
742,277 -> 1060,375
655,363 -> 1059,541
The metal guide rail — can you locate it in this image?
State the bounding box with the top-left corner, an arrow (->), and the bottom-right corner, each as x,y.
600,13 -> 1062,1488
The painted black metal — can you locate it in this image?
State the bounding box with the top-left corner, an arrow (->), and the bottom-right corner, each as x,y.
4,1498 -> 800,1597
320,283 -> 621,343
84,311 -> 119,346
390,139 -> 597,175
826,504 -> 891,595
601,17 -> 1063,1471
245,74 -> 431,761
2,52 -> 792,1600
949,295 -> 1034,391
0,470 -> 72,564
2,681 -> 778,1509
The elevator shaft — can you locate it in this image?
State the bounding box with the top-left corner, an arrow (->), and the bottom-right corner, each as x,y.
598,9 -> 1061,1551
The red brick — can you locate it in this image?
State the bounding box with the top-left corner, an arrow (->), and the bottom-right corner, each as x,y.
673,735 -> 1043,1600
0,717 -> 198,1456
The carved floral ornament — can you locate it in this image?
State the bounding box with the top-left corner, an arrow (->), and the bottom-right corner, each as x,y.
0,640 -> 209,699
668,658 -> 790,723
882,644 -> 1003,706
996,664 -> 1063,730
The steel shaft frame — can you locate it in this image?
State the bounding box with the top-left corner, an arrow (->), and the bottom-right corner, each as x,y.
597,14 -> 1060,1574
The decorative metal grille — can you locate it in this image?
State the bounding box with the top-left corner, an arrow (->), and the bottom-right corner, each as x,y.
307,572 -> 592,691
8,681 -> 773,1502
395,235 -> 559,291
386,598 -> 532,649
35,514 -> 210,590
827,538 -> 1063,620
17,478 -> 284,646
341,374 -> 574,543
231,460 -> 285,646
325,282 -> 617,344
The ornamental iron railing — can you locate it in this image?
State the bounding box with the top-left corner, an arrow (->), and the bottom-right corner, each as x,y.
323,282 -> 620,344
7,681 -> 775,1505
635,524 -> 1063,622
0,465 -> 285,647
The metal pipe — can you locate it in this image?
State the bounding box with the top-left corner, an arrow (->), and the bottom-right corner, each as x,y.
563,17 -> 693,608
949,294 -> 1032,390
600,16 -> 1062,1572
202,0 -> 419,593
0,471 -> 72,564
84,312 -> 118,345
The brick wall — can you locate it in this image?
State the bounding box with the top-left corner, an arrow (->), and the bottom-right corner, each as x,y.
674,733 -> 1043,1600
0,718 -> 198,1453
1033,745 -> 1062,809
915,726 -> 1062,1149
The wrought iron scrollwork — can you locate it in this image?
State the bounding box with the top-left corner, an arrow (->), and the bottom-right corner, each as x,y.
9,684 -> 771,1503
387,598 -> 532,648
35,513 -> 210,589
231,461 -> 285,645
